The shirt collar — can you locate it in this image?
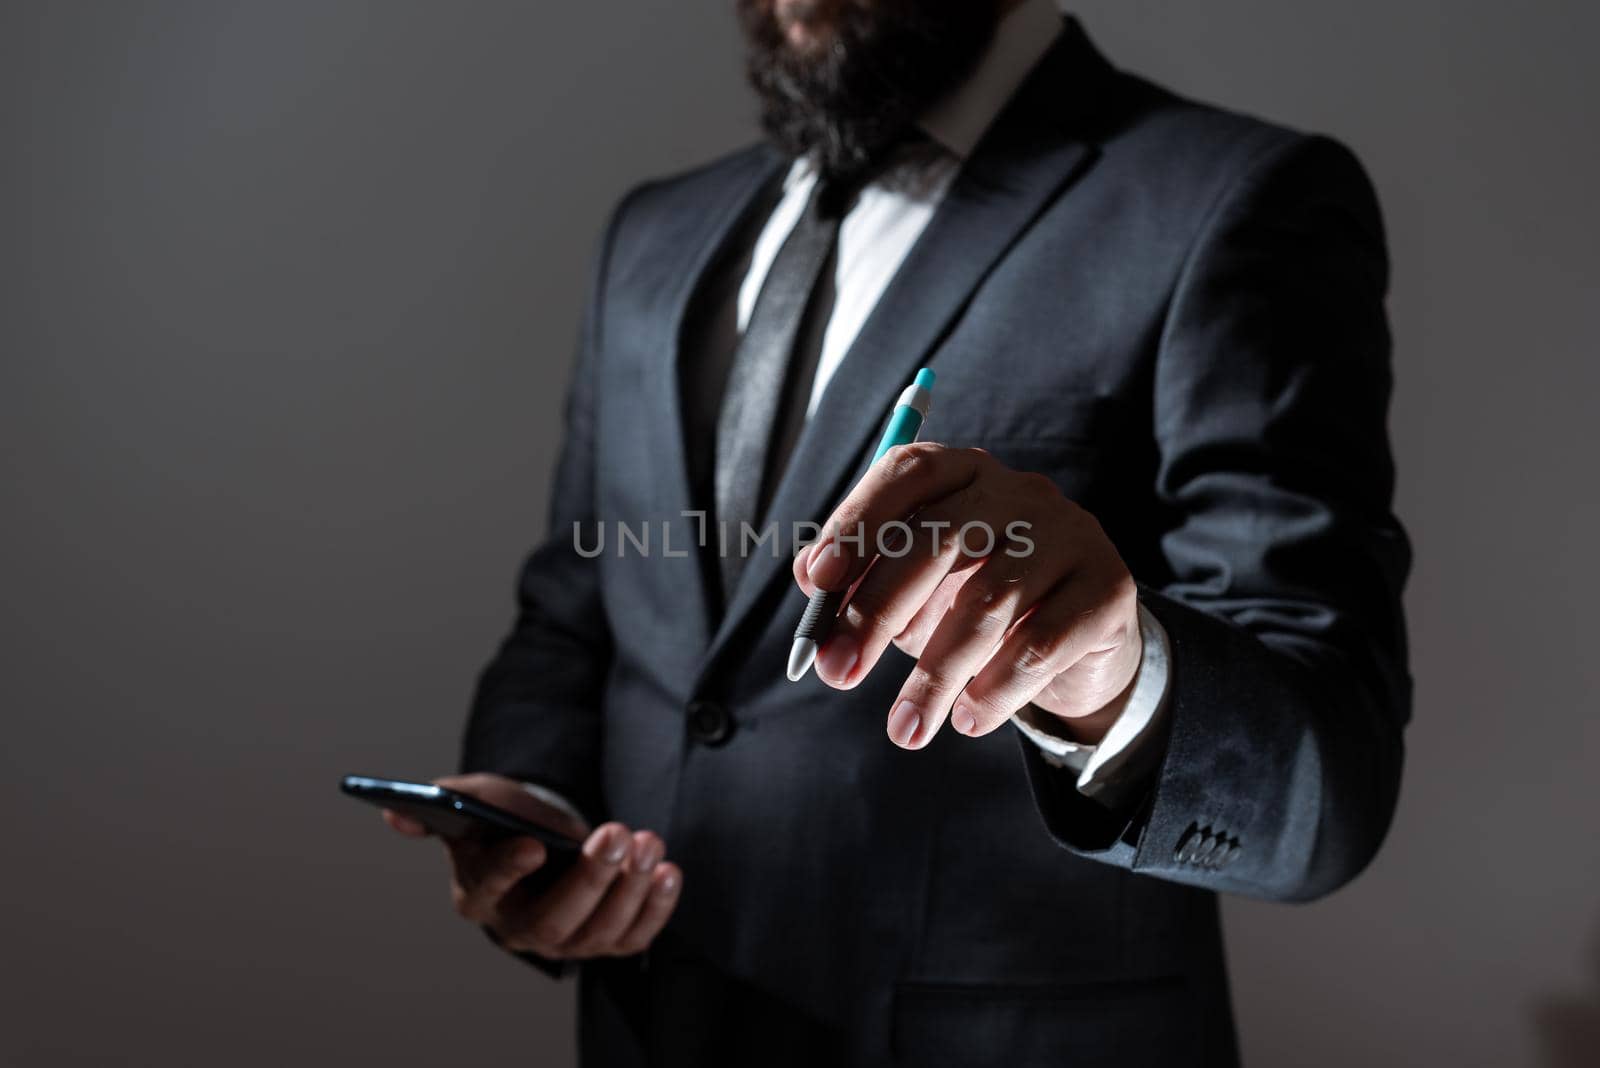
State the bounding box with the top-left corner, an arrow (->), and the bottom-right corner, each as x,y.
918,0 -> 1064,159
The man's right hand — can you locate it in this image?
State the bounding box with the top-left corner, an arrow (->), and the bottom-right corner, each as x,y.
382,772 -> 682,961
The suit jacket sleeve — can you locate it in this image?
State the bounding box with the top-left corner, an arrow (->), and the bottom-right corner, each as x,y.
457,194 -> 634,824
1020,134 -> 1413,903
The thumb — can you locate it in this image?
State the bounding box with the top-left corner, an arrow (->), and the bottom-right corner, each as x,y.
382,808 -> 432,838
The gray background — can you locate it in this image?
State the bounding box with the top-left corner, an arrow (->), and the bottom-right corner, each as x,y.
2,1 -> 1596,1064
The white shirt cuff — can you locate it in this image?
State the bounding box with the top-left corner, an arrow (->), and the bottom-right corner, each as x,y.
1010,601 -> 1172,810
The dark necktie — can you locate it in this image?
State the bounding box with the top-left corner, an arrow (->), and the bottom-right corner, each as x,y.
713,177 -> 857,600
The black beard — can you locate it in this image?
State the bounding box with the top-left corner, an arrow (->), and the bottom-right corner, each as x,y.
738,0 -> 1000,183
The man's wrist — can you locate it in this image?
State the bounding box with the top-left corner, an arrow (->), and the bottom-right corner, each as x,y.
1025,599 -> 1145,746
1046,671 -> 1138,746
1010,602 -> 1173,808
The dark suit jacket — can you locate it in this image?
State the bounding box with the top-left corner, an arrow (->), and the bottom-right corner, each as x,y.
461,18 -> 1411,1067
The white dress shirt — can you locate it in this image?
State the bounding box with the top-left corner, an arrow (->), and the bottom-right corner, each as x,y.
733,0 -> 1172,810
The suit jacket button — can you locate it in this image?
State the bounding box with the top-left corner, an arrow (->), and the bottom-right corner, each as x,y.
687,700 -> 733,746
1174,823 -> 1202,864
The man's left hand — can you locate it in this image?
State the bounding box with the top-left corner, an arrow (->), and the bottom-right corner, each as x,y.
792,442 -> 1142,750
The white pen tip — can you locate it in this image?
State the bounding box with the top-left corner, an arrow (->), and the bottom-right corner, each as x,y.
786,639 -> 818,682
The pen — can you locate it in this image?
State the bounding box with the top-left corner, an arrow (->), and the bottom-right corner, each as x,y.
787,367 -> 937,682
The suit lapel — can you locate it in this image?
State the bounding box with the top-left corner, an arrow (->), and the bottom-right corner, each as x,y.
703,23 -> 1112,666
646,145 -> 785,521
635,145 -> 784,656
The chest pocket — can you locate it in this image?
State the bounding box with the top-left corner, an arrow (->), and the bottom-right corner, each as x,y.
927,393 -> 1108,502
914,347 -> 1125,502
924,365 -> 1111,440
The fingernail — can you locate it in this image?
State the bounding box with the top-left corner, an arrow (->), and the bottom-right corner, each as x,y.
816,634 -> 859,683
635,839 -> 662,873
805,537 -> 831,568
951,704 -> 977,735
658,870 -> 679,895
888,700 -> 921,747
807,540 -> 848,590
604,833 -> 628,866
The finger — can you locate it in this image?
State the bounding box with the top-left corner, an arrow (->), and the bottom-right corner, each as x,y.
794,537 -> 821,596
887,546 -> 1068,749
502,822 -> 631,953
892,570 -> 972,658
812,521 -> 962,688
382,809 -> 431,837
559,831 -> 664,957
793,528 -> 902,599
469,839 -> 548,920
433,771 -> 513,794
432,773 -> 538,813
443,837 -> 490,892
448,837 -> 545,922
814,481 -> 1028,691
433,773 -> 590,840
613,863 -> 683,956
803,444 -> 989,594
957,572 -> 1139,736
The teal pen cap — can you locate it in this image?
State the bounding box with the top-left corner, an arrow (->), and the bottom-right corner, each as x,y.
788,368 -> 937,682
872,367 -> 936,463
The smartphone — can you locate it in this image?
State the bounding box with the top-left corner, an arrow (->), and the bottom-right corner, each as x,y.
342,775 -> 580,891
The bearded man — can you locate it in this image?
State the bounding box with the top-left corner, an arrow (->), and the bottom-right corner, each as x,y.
383,1 -> 1412,1064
